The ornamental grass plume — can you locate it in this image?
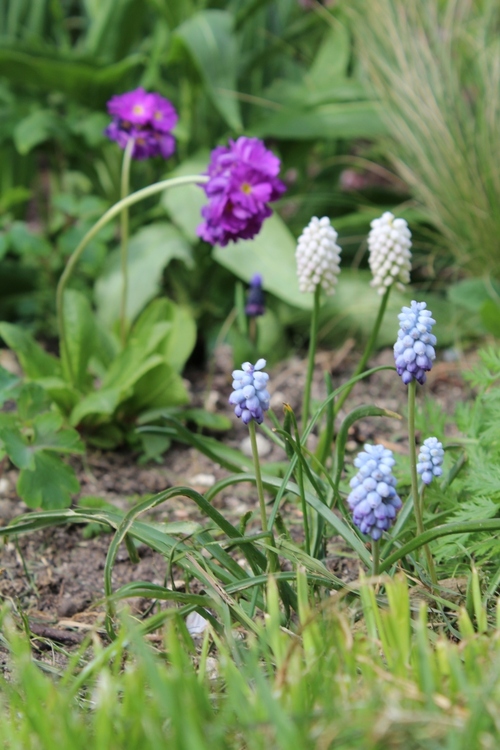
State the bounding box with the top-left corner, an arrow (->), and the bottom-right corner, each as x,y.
229,359 -> 270,425
417,437 -> 444,484
368,211 -> 412,294
105,88 -> 178,160
295,216 -> 342,294
394,301 -> 436,385
347,444 -> 402,540
197,137 -> 286,246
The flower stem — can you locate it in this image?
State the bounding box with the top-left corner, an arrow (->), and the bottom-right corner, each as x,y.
119,138 -> 134,348
372,539 -> 380,576
335,286 -> 391,415
56,174 -> 208,385
408,380 -> 437,584
248,420 -> 277,573
302,285 -> 321,432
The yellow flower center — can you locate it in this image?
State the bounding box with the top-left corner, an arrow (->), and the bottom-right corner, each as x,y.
241,182 -> 252,194
133,104 -> 144,115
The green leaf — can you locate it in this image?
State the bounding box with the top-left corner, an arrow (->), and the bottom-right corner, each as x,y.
173,10 -> 242,131
213,213 -> 311,309
31,412 -> 84,454
62,289 -> 96,389
308,22 -> 351,84
448,278 -> 500,312
0,48 -> 143,104
0,322 -> 61,378
13,110 -> 63,155
18,382 -> 50,421
121,363 -> 189,415
69,388 -> 121,427
161,153 -> 210,242
94,222 -> 193,328
34,377 -> 80,414
159,303 -> 196,373
17,452 -> 80,509
0,366 -> 21,406
480,299 -> 500,337
252,100 -> 386,140
182,408 -> 232,432
0,428 -> 34,470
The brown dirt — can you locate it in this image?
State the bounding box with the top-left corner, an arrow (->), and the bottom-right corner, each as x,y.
0,346 -> 471,648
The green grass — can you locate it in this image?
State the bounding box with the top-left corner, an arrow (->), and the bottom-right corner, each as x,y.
1,572 -> 500,749
349,0 -> 500,277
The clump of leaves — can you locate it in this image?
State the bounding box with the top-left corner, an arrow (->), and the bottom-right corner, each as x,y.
0,370 -> 83,508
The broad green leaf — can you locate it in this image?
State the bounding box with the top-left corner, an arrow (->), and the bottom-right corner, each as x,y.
70,388 -> 121,426
0,366 -> 21,406
13,110 -> 63,155
31,412 -> 84,454
0,322 -> 61,378
35,377 -> 80,414
18,452 -> 80,509
308,22 -> 351,84
160,303 -> 196,373
161,153 -> 210,242
448,278 -> 500,312
18,382 -> 50,421
121,362 -> 189,415
252,101 -> 386,140
481,299 -> 500,337
0,49 -> 143,104
173,10 -> 242,131
94,222 -> 193,327
213,213 -> 311,310
62,289 -> 96,389
0,428 -> 34,470
182,408 -> 231,432
102,351 -> 164,393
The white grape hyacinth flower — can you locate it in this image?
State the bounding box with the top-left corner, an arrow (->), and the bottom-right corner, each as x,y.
368,211 -> 412,294
296,216 -> 341,295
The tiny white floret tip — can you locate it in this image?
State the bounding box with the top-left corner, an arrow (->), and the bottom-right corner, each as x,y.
368,211 -> 412,294
295,216 -> 341,295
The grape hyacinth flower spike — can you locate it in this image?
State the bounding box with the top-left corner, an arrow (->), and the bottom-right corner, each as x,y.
105,88 -> 178,160
197,137 -> 286,246
245,274 -> 265,317
229,359 -> 270,425
417,437 -> 444,485
347,444 -> 402,541
394,301 -> 436,385
295,216 -> 342,294
368,211 -> 412,294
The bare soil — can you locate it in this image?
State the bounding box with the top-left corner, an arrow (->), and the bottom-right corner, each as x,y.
0,346 -> 470,649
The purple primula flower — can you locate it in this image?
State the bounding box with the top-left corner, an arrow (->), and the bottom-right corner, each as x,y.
229,358 -> 270,425
245,274 -> 265,317
394,301 -> 436,385
347,444 -> 402,540
197,137 -> 286,246
105,88 -> 178,161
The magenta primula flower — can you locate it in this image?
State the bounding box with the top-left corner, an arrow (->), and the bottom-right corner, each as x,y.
197,137 -> 286,246
105,88 -> 178,161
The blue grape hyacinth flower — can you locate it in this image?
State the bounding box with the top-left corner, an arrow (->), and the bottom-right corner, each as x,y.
229,358 -> 270,425
347,444 -> 402,540
394,301 -> 436,385
417,437 -> 444,484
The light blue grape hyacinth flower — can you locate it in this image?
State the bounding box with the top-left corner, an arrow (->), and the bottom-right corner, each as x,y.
347,444 -> 402,540
394,300 -> 436,385
229,358 -> 270,425
417,437 -> 444,484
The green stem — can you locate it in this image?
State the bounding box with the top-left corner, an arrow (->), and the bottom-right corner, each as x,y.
408,381 -> 437,584
249,420 -> 277,573
335,286 -> 391,415
56,174 -> 208,385
302,285 -> 321,432
119,138 -> 134,347
372,539 -> 380,576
